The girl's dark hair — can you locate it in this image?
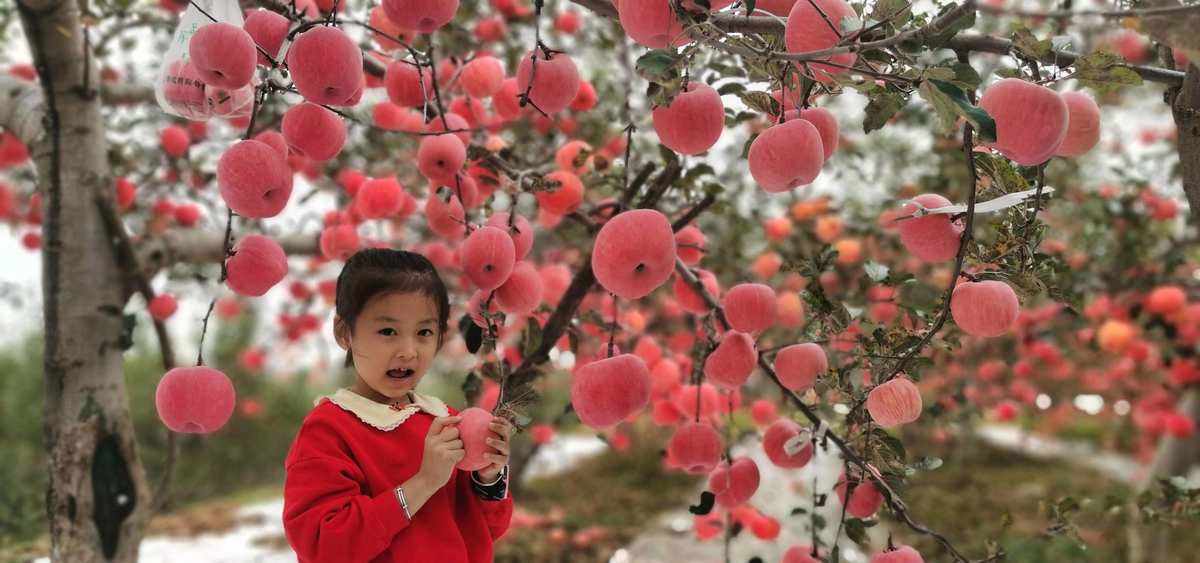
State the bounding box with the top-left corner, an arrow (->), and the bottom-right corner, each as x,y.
334,248 -> 451,367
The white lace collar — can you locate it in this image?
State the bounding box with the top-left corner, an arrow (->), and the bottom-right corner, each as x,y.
315,388 -> 451,431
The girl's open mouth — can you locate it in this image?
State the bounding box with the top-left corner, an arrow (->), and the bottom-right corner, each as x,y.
387,368 -> 415,379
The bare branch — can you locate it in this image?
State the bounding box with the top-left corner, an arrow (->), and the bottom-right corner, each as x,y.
135,228 -> 320,278
100,82 -> 156,105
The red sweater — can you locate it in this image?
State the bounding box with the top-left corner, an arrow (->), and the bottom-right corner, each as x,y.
283,393 -> 513,563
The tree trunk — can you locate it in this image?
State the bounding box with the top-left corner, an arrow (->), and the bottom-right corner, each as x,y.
17,0 -> 152,560
1155,64 -> 1200,483
1176,65 -> 1200,224
1146,391 -> 1200,481
1130,58 -> 1200,563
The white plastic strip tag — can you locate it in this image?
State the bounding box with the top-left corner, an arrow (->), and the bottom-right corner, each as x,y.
896,186 -> 1056,220
813,419 -> 830,444
783,423 -> 818,457
783,433 -> 808,457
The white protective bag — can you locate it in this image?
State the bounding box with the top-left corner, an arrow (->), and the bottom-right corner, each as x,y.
154,0 -> 256,121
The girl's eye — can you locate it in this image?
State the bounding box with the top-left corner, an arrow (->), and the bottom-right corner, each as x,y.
378,328 -> 396,336
418,329 -> 435,337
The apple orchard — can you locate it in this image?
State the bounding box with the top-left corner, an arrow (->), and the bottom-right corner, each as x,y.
3,0 -> 1200,560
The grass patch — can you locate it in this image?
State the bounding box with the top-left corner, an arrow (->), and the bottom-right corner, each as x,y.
891,431 -> 1200,562
496,424 -> 700,563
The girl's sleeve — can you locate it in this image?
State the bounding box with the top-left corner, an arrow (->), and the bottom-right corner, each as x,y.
475,474 -> 514,541
283,454 -> 411,562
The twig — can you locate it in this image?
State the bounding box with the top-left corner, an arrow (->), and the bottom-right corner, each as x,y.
978,2 -> 1200,20
672,193 -> 717,232
188,1 -> 280,67
880,53 -> 980,385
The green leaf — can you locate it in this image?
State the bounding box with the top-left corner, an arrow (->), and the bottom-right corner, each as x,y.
925,3 -> 975,47
921,67 -> 957,82
875,428 -> 907,461
839,15 -> 863,34
520,319 -> 543,358
461,371 -> 482,400
869,0 -> 912,28
740,133 -> 758,159
864,261 -> 890,282
844,518 -> 869,544
635,49 -> 682,83
917,79 -> 961,133
736,90 -> 780,115
923,79 -> 997,143
899,279 -> 941,312
995,67 -> 1024,79
1073,50 -> 1144,94
717,81 -> 746,96
658,143 -> 681,169
684,163 -> 715,183
743,0 -> 756,17
119,313 -> 137,351
460,313 -> 484,353
911,456 -> 944,471
973,153 -> 1029,193
688,491 -> 716,515
862,90 -> 906,134
1011,27 -> 1053,60
950,62 -> 981,90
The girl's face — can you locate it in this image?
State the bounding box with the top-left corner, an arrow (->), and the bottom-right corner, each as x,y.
336,291 -> 441,404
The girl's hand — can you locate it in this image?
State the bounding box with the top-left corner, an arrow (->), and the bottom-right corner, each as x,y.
474,417 -> 512,483
417,416 -> 464,488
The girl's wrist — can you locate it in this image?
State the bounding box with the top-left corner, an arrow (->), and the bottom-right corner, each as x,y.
408,468 -> 441,491
473,465 -> 507,485
397,471 -> 438,519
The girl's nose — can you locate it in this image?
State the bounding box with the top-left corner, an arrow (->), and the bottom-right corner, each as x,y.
395,339 -> 417,360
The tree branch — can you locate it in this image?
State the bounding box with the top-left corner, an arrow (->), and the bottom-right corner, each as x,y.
978,2 -> 1200,20
2,76 -> 157,140
0,75 -> 46,147
502,160 -> 683,393
568,0 -> 1186,86
946,34 -> 1185,86
671,258 -> 980,562
672,192 -> 717,232
134,228 -> 320,279
708,0 -> 979,61
100,82 -> 157,105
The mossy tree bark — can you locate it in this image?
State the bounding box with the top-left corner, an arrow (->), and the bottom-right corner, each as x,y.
15,0 -> 152,560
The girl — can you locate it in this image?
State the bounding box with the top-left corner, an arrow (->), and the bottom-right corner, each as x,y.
283,248 -> 514,562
